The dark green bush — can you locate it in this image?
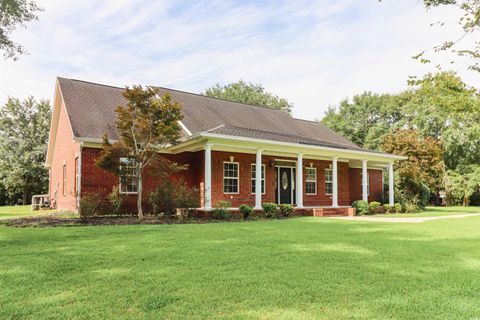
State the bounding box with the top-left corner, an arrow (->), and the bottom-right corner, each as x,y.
79,192 -> 103,221
470,192 -> 480,206
239,204 -> 253,219
107,185 -> 125,216
369,201 -> 382,213
352,200 -> 369,215
418,184 -> 430,209
279,204 -> 294,217
149,180 -> 176,216
262,203 -> 278,218
213,200 -> 231,219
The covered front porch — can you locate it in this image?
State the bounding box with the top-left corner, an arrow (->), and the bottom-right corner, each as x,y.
166,133 -> 404,213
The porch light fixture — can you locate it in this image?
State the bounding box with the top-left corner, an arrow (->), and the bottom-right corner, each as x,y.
269,159 -> 274,167
229,156 -> 234,162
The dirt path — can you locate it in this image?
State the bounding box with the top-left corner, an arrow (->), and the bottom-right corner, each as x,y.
329,213 -> 480,223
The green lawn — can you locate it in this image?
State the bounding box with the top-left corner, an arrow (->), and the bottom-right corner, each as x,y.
0,205 -> 56,220
374,205 -> 480,218
1,212 -> 480,319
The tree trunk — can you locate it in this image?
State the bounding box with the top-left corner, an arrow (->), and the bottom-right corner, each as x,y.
22,186 -> 30,205
137,173 -> 144,220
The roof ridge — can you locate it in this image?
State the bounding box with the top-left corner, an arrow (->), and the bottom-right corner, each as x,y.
154,86 -> 291,114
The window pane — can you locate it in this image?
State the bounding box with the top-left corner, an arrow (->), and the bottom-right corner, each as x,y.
251,164 -> 265,194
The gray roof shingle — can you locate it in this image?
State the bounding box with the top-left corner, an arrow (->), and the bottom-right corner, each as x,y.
57,77 -> 369,153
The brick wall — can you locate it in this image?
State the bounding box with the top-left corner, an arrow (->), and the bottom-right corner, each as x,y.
348,168 -> 384,203
48,102 -> 79,211
80,148 -> 202,213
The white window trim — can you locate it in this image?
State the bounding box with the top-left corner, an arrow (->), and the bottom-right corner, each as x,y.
362,172 -> 371,196
63,163 -> 67,196
223,161 -> 240,194
305,167 -> 317,195
251,164 -> 266,195
119,157 -> 138,195
325,168 -> 333,195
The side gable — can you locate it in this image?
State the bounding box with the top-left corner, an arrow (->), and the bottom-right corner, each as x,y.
45,79 -> 76,168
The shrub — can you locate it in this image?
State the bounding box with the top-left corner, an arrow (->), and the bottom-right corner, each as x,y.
352,200 -> 369,215
175,184 -> 199,222
149,180 -> 176,216
239,204 -> 253,219
369,201 -> 382,213
418,184 -> 430,209
394,203 -> 402,213
79,192 -> 103,221
262,203 -> 278,218
470,192 -> 480,206
279,204 -> 294,217
382,204 -> 391,213
213,200 -> 231,219
405,202 -> 417,213
107,185 -> 125,216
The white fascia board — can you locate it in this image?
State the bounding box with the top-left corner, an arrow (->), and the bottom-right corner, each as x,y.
197,132 -> 407,161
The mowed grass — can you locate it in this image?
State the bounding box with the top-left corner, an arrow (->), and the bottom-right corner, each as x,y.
374,205 -> 480,218
1,214 -> 480,319
0,205 -> 56,219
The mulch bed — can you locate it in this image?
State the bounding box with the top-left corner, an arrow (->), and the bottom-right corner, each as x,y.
0,214 -> 292,228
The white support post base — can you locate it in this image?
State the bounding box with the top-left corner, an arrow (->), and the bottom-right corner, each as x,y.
296,153 -> 304,208
254,149 -> 262,210
389,162 -> 394,206
362,159 -> 368,202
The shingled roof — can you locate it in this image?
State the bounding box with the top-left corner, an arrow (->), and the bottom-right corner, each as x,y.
57,77 -> 366,152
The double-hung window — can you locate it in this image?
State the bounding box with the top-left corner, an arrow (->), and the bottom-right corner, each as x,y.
251,164 -> 265,194
305,167 -> 317,195
119,157 -> 138,194
325,168 -> 333,195
223,162 -> 239,194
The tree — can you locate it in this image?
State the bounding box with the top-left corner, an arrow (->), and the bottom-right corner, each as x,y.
96,86 -> 183,219
204,80 -> 293,113
414,0 -> 480,72
0,97 -> 50,204
321,92 -> 406,150
381,129 -> 445,204
0,0 -> 42,60
445,165 -> 480,205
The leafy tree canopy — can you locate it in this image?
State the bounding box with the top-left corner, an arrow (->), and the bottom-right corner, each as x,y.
0,0 -> 42,60
96,86 -> 183,219
0,97 -> 50,204
204,80 -> 293,114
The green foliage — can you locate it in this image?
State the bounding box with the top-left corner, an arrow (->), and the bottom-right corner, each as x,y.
417,0 -> 480,73
213,201 -> 231,219
445,165 -> 480,205
107,185 -> 125,216
470,192 -> 480,206
261,203 -> 278,218
394,203 -> 403,213
0,0 -> 43,60
279,204 -> 294,217
95,86 -> 183,219
79,193 -> 103,221
0,97 -> 51,205
369,201 -> 382,213
352,200 -> 370,215
204,80 -> 293,113
239,204 -> 253,219
418,184 -> 431,209
149,179 -> 199,218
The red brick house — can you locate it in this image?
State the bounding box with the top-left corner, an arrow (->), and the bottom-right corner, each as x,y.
46,77 -> 405,214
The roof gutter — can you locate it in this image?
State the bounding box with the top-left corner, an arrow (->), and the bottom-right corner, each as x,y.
194,132 -> 407,161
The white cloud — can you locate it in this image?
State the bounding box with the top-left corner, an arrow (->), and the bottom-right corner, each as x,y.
0,0 -> 478,120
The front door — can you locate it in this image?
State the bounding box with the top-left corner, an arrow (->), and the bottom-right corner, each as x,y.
278,167 -> 292,204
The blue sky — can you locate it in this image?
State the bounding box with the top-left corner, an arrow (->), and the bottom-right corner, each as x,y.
0,0 -> 478,120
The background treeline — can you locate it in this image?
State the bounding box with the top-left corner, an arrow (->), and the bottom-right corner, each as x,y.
0,97 -> 50,205
322,71 -> 480,207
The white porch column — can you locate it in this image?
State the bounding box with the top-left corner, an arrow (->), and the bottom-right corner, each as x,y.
296,153 -> 304,208
255,149 -> 263,209
204,143 -> 212,210
332,157 -> 338,208
388,162 -> 394,206
362,159 -> 368,202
